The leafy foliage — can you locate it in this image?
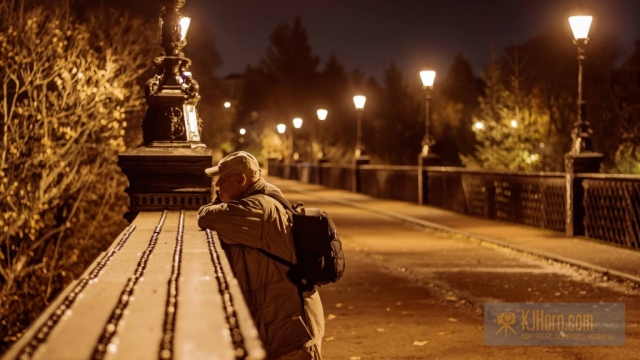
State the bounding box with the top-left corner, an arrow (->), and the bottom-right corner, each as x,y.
0,0 -> 156,350
462,53 -> 549,171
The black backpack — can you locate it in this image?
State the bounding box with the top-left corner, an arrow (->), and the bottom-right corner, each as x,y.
252,189 -> 345,290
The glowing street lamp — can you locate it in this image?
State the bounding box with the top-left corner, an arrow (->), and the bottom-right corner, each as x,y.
353,95 -> 366,157
568,14 -> 595,153
239,128 -> 246,135
316,109 -> 328,160
317,109 -> 328,121
292,118 -> 303,161
419,70 -> 436,157
224,101 -> 231,108
277,123 -> 286,134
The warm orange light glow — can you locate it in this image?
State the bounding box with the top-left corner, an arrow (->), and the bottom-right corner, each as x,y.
179,17 -> 191,40
224,102 -> 231,108
353,95 -> 366,110
293,118 -> 303,128
317,109 -> 328,121
277,124 -> 286,134
569,16 -> 592,40
419,70 -> 436,88
239,128 -> 246,135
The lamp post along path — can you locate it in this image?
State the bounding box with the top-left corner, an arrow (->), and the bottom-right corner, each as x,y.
118,0 -> 215,219
418,70 -> 438,206
419,70 -> 436,157
569,15 -> 595,154
564,13 -> 603,237
353,95 -> 367,159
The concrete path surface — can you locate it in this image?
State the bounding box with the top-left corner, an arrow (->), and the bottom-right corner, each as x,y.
267,177 -> 639,360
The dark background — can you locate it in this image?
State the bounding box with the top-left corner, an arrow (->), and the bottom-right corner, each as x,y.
188,0 -> 640,80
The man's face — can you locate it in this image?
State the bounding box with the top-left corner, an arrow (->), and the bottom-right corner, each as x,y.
215,172 -> 245,202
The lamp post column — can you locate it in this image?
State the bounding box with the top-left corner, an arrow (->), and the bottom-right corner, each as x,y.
418,69 -> 438,205
565,14 -> 603,237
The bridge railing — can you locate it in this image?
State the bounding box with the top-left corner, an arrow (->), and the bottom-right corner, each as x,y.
3,211 -> 265,360
268,160 -> 640,250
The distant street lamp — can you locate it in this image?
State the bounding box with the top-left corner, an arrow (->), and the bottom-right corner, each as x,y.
292,117 -> 303,161
239,128 -> 246,135
316,109 -> 328,160
419,70 -> 436,157
353,95 -> 366,158
568,14 -> 595,153
317,109 -> 328,121
224,101 -> 231,108
277,123 -> 286,160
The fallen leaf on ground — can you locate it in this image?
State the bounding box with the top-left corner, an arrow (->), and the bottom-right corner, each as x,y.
350,357 -> 361,360
377,328 -> 385,332
396,302 -> 402,306
412,341 -> 428,346
401,311 -> 412,315
448,318 -> 458,322
386,308 -> 391,311
327,314 -> 337,320
445,293 -> 458,301
324,336 -> 335,342
438,332 -> 447,335
335,303 -> 343,308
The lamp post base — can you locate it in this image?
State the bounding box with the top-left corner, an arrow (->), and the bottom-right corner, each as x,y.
118,146 -> 214,221
418,152 -> 441,205
564,151 -> 603,237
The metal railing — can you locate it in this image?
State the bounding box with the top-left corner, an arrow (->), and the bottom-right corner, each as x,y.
268,159 -> 640,250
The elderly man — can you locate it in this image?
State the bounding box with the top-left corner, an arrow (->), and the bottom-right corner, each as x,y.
197,151 -> 324,359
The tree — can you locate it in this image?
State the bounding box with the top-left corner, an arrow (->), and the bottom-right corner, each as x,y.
462,51 -> 549,171
0,0 -> 156,349
236,16 -> 322,162
608,39 -> 640,173
370,62 -> 421,164
433,55 -> 483,165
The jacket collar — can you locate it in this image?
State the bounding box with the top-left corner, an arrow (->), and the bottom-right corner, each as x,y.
238,177 -> 267,200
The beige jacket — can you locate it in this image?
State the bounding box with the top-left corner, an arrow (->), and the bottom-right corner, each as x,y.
197,178 -> 324,359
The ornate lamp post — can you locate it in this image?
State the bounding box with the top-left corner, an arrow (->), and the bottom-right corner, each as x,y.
292,117 -> 303,161
118,0 -> 214,220
419,70 -> 436,157
568,15 -> 597,155
316,109 -> 328,161
277,123 -> 286,160
142,0 -> 204,146
417,70 -> 438,205
564,12 -> 603,237
353,95 -> 366,158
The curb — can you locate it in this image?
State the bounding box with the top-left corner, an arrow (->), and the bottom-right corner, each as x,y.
283,185 -> 640,289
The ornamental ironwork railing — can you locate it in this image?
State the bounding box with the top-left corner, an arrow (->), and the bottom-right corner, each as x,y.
267,159 -> 640,251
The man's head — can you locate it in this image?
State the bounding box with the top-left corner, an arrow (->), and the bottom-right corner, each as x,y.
205,151 -> 261,202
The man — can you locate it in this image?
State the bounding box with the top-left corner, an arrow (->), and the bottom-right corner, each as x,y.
197,151 -> 324,359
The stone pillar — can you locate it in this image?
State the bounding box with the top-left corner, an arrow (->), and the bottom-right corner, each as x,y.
418,153 -> 440,205
352,156 -> 370,193
565,152 -> 603,236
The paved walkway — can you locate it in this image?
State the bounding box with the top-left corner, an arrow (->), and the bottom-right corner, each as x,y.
268,177 -> 640,287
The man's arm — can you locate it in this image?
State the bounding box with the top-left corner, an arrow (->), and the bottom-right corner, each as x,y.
197,197 -> 264,248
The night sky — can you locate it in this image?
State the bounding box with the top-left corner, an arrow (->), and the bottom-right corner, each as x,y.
185,0 -> 640,81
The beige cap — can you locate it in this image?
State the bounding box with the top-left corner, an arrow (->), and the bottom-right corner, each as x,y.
205,151 -> 261,177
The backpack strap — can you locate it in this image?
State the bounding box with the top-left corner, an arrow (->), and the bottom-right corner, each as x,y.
257,248 -> 294,268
